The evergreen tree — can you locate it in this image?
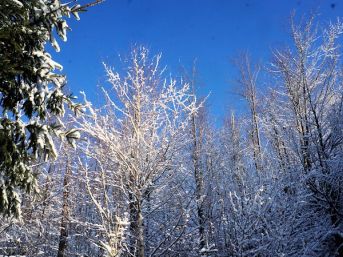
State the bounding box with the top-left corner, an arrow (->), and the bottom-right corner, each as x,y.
0,0 -> 100,217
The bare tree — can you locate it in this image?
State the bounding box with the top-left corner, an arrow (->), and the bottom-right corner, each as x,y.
75,47 -> 200,256
235,53 -> 263,172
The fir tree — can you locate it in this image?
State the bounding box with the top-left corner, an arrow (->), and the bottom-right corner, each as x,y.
0,0 -> 100,217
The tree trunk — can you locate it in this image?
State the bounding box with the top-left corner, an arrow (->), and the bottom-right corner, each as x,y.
129,189 -> 144,257
57,158 -> 71,257
191,112 -> 206,254
188,62 -> 207,254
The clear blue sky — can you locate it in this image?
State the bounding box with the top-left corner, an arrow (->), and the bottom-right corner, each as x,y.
55,0 -> 342,119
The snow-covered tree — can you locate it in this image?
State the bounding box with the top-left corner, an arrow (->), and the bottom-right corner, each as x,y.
75,47 -> 200,256
262,15 -> 343,256
0,0 -> 102,217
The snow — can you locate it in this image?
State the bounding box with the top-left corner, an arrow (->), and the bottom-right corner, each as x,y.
9,0 -> 23,8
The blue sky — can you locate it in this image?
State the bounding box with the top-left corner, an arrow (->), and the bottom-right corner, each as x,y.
55,0 -> 343,119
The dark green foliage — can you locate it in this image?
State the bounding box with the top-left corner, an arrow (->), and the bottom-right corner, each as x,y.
0,0 -> 83,217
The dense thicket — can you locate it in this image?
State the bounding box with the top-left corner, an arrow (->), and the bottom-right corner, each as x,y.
0,15 -> 342,257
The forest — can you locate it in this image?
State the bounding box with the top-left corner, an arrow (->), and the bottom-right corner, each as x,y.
0,0 -> 343,256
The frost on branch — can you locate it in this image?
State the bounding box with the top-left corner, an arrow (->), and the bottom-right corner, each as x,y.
75,46 -> 201,256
